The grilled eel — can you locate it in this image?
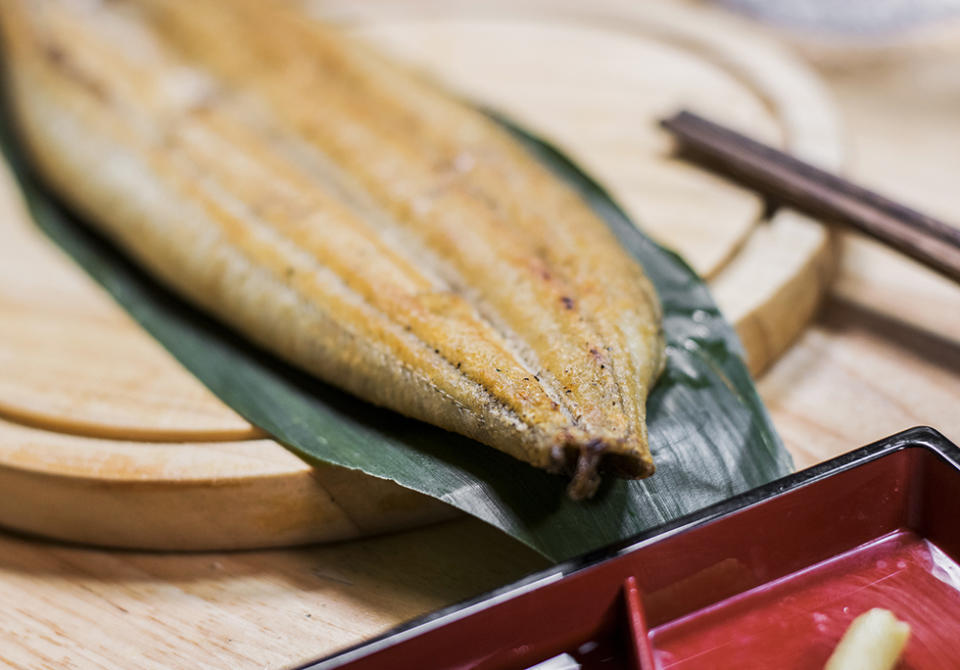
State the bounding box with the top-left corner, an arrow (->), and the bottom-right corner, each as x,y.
0,0 -> 665,499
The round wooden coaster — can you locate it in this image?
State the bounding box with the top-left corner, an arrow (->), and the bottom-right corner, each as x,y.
0,1 -> 841,549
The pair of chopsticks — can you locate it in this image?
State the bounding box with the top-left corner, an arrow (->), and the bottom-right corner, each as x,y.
660,111 -> 960,285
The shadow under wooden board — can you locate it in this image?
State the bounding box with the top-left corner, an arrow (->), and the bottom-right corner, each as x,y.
0,1 -> 842,550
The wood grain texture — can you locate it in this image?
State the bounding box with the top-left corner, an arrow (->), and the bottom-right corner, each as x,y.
349,18 -> 781,278
338,2 -> 844,374
761,298 -> 960,470
827,55 -> 960,343
0,157 -> 457,550
2,2 -> 959,669
662,110 -> 960,286
760,38 -> 960,465
0,518 -> 548,669
0,167 -> 259,442
0,0 -> 839,551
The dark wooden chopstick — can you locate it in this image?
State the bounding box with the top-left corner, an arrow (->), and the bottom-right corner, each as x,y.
660,110 -> 960,285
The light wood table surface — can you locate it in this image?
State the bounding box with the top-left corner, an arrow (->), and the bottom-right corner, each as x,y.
2,6 -> 960,670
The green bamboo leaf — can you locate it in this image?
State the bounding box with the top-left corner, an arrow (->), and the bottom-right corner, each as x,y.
0,105 -> 792,562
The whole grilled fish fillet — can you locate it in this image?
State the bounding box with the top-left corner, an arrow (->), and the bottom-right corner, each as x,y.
0,0 -> 665,499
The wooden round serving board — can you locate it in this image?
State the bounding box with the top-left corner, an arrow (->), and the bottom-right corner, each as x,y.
0,1 -> 842,550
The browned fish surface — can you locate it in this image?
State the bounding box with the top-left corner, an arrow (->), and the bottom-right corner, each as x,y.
0,0 -> 664,498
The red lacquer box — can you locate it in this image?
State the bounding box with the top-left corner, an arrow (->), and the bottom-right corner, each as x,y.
306,427 -> 960,670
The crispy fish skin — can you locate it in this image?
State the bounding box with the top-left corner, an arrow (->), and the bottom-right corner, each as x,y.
0,0 -> 665,499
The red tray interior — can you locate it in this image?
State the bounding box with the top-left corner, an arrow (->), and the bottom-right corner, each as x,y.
650,529 -> 960,668
330,445 -> 960,670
